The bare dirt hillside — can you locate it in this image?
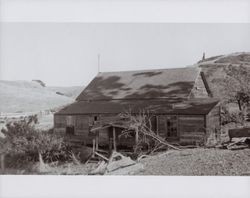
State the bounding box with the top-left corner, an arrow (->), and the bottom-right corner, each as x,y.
196,52 -> 250,100
0,80 -> 75,113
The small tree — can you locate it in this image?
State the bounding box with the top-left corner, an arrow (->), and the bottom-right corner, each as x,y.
118,110 -> 180,156
221,105 -> 245,126
221,65 -> 250,111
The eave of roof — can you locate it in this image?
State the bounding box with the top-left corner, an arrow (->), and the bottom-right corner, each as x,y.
55,98 -> 219,116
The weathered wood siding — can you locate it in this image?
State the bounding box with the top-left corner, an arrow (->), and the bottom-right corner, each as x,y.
54,115 -> 67,133
206,104 -> 221,141
178,115 -> 206,144
158,115 -> 168,137
157,114 -> 205,144
54,114 -> 121,145
54,111 -> 218,146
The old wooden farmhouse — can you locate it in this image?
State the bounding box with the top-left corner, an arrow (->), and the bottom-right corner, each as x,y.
54,67 -> 220,148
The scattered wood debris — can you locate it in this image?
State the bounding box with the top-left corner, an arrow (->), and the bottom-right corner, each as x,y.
90,151 -> 144,175
119,111 -> 181,152
227,137 -> 250,150
218,137 -> 250,150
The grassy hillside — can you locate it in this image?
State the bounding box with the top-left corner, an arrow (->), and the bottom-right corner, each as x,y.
48,86 -> 84,99
0,80 -> 76,113
197,52 -> 250,101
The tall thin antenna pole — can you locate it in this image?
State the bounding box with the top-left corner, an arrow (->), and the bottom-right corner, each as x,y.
97,53 -> 101,73
202,52 -> 206,61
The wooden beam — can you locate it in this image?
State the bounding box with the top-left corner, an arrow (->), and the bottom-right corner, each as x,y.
90,124 -> 111,132
156,116 -> 159,135
109,137 -> 112,154
96,132 -> 99,150
0,154 -> 5,173
177,114 -> 179,138
113,127 -> 117,151
92,139 -> 96,154
135,128 -> 139,145
95,151 -> 109,161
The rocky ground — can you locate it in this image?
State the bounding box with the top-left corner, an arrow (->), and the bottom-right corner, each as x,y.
137,148 -> 250,176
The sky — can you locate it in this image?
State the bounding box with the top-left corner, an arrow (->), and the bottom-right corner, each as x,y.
0,23 -> 250,87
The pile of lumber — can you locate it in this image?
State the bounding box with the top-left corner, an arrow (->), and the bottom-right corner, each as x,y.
226,137 -> 250,150
218,127 -> 250,150
218,137 -> 250,150
89,151 -> 144,175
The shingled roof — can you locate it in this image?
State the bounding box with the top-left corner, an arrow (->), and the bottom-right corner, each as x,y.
55,98 -> 219,115
76,67 -> 201,101
56,67 -> 220,115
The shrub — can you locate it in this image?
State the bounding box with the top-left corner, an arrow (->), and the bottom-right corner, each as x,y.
221,106 -> 245,125
1,115 -> 72,167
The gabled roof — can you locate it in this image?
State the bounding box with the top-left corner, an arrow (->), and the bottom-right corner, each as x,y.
76,67 -> 201,101
55,98 -> 219,115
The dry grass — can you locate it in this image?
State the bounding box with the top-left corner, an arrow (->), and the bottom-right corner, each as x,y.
2,148 -> 250,175
0,162 -> 97,175
138,148 -> 250,175
0,80 -> 74,113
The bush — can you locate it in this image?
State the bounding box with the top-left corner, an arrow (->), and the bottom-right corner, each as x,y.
221,106 -> 245,125
1,115 -> 72,167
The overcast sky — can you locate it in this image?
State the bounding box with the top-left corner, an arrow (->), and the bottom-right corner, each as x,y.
0,23 -> 250,86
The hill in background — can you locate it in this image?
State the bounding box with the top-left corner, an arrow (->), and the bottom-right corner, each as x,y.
1,52 -> 250,114
197,52 -> 250,101
0,80 -> 84,113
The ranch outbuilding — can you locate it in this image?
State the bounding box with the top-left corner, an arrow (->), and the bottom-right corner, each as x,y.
54,67 -> 220,148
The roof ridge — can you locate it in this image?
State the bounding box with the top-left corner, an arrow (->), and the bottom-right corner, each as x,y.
98,66 -> 198,74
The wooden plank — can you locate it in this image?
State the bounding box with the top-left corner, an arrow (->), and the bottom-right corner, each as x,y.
180,135 -> 204,140
178,121 -> 205,126
95,151 -> 109,161
109,138 -> 112,153
92,139 -> 96,154
180,132 -> 205,136
156,116 -> 159,135
91,125 -> 111,132
0,154 -> 5,173
113,127 -> 116,151
179,116 -> 204,121
96,132 -> 99,150
135,128 -> 139,145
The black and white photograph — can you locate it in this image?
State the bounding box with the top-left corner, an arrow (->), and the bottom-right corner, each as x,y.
1,21 -> 250,176
0,1 -> 250,197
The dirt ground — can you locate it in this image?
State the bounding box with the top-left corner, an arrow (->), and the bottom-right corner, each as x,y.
1,148 -> 250,175
137,148 -> 250,176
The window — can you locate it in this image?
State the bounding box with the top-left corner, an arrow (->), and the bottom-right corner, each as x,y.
66,126 -> 74,135
166,116 -> 178,138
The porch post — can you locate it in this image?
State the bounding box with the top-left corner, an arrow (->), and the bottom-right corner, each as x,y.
113,127 -> 116,151
0,153 -> 5,173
